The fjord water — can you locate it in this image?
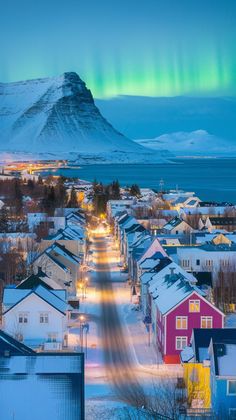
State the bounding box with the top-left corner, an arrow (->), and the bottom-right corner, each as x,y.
41,158 -> 236,203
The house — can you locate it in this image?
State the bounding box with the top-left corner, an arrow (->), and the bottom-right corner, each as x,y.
209,335 -> 236,418
140,260 -> 196,319
147,268 -> 224,363
177,242 -> 236,282
2,284 -> 72,349
41,225 -> 85,257
201,216 -> 236,233
0,330 -> 84,420
107,199 -> 135,221
162,217 -> 194,235
27,212 -> 66,233
181,328 -> 236,411
33,242 -> 81,293
172,196 -> 201,211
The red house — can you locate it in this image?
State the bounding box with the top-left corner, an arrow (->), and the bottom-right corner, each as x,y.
149,270 -> 224,363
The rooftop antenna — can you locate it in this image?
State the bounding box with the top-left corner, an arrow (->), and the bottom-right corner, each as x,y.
159,178 -> 164,193
176,184 -> 179,193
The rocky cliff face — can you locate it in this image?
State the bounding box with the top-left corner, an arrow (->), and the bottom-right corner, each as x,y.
0,72 -> 168,162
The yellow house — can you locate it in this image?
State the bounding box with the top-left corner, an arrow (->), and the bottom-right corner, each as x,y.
183,362 -> 211,408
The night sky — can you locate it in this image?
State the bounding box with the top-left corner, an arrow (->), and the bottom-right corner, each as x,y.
1,0 -> 236,97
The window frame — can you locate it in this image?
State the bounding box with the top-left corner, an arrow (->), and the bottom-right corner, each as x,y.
18,312 -> 28,324
176,316 -> 188,330
227,380 -> 236,396
189,299 -> 200,313
175,336 -> 188,350
39,312 -> 49,324
201,316 -> 213,329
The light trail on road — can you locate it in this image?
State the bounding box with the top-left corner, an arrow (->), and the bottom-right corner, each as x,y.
92,234 -> 147,408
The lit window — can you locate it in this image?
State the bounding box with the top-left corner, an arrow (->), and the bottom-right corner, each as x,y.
176,336 -> 188,350
189,300 -> 200,312
201,316 -> 213,328
228,380 -> 236,395
176,316 -> 188,329
40,313 -> 49,323
18,313 -> 28,324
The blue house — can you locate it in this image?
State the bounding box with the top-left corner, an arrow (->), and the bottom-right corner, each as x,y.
209,335 -> 236,419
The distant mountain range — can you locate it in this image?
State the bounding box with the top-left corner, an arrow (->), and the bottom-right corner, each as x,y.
135,130 -> 236,156
0,72 -> 169,163
96,96 -> 236,156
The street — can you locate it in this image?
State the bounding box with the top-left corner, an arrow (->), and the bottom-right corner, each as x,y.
92,234 -> 147,406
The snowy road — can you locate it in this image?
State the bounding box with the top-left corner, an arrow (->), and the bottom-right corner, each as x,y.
92,235 -> 147,406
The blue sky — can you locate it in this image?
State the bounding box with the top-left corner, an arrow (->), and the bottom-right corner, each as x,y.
1,0 -> 236,97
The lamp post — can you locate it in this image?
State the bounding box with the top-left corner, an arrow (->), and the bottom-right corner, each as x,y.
79,314 -> 85,351
78,314 -> 89,357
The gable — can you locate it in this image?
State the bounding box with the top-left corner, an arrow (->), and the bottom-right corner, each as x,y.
164,290 -> 225,318
4,292 -> 66,316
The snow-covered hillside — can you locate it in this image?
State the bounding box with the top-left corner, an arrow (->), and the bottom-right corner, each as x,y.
135,130 -> 236,156
0,72 -> 169,163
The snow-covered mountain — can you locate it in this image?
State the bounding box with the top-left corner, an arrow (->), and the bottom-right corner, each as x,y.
135,130 -> 236,156
0,72 -> 169,163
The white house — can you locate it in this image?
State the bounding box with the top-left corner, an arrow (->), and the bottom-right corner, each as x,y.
33,242 -> 81,294
2,285 -> 72,350
163,217 -> 194,235
27,213 -> 66,234
177,242 -> 236,279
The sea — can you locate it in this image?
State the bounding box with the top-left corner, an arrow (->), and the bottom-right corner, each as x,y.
39,158 -> 236,204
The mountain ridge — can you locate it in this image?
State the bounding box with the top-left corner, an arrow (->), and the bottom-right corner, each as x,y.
0,72 -> 169,163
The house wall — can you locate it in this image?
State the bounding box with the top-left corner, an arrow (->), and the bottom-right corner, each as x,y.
3,293 -> 66,345
177,247 -> 236,277
164,293 -> 223,363
211,378 -> 236,417
40,239 -> 83,257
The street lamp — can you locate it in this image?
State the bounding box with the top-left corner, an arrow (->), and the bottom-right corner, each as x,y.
78,315 -> 89,357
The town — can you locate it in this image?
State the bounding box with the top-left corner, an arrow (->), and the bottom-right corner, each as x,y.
0,172 -> 236,419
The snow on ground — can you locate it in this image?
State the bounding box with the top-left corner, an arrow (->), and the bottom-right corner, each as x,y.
70,234 -> 183,418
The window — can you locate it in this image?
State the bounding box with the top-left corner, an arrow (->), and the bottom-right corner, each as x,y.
176,230 -> 179,235
227,380 -> 236,395
189,300 -> 200,312
176,336 -> 188,350
176,316 -> 188,329
205,260 -> 213,267
18,313 -> 28,324
47,333 -> 57,343
39,313 -> 49,323
201,316 -> 213,328
182,259 -> 190,268
196,259 -> 200,266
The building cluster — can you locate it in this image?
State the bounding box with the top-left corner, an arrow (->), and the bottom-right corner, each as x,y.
109,188 -> 236,416
0,203 -> 87,418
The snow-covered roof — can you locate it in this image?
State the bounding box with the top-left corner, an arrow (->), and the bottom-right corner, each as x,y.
180,346 -> 194,363
3,285 -> 71,315
149,269 -> 202,314
0,353 -> 84,420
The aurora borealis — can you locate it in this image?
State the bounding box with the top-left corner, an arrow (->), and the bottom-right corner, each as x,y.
1,0 -> 236,98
